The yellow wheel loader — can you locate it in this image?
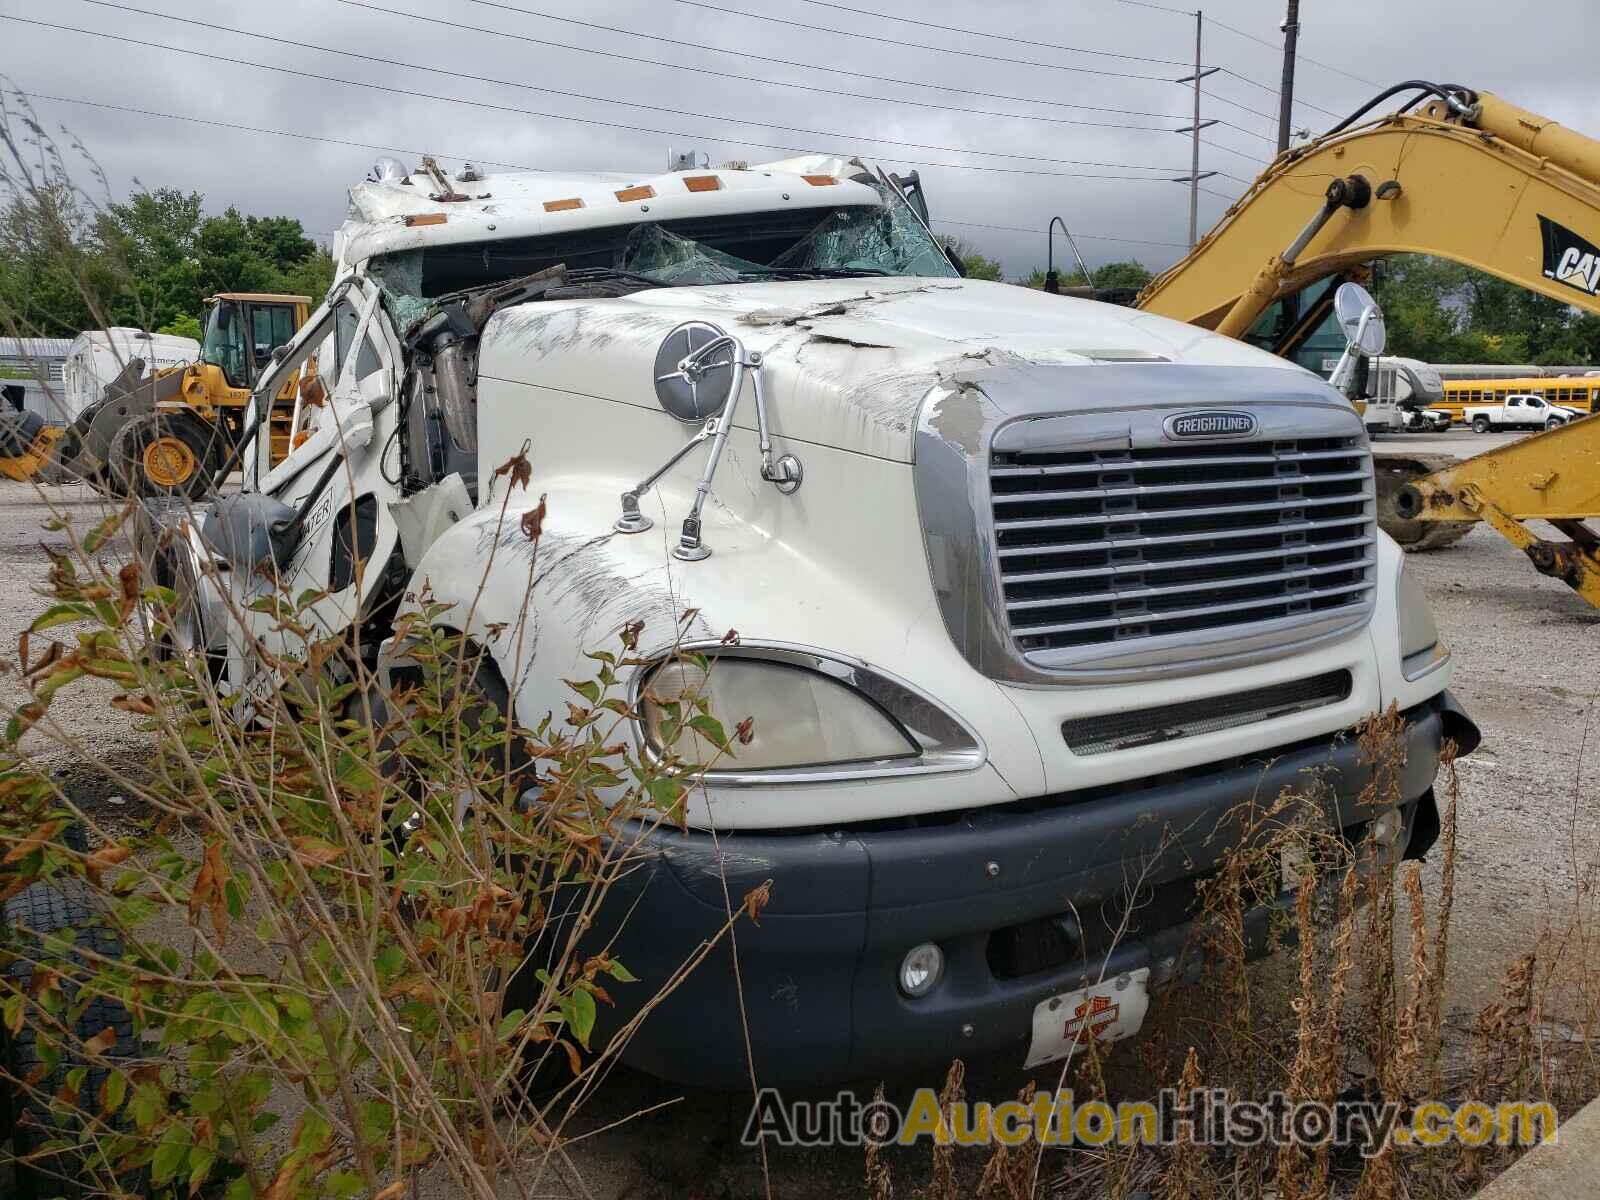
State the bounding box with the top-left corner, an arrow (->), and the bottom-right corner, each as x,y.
1129,82 -> 1600,604
0,292 -> 310,497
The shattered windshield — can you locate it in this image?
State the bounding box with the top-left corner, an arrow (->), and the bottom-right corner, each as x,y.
368,178 -> 957,325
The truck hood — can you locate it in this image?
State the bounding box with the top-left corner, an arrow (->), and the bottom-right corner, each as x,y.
479,276 -> 1314,462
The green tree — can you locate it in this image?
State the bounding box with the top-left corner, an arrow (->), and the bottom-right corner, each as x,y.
157,314 -> 203,340
1371,254 -> 1598,367
0,183 -> 110,337
1021,259 -> 1153,291
94,188 -> 204,330
2,187 -> 334,338
934,234 -> 1004,281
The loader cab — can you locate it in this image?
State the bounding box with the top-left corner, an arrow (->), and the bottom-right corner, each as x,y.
199,294 -> 310,391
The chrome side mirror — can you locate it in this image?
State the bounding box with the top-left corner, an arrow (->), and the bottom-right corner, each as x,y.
616,322 -> 802,559
1335,282 -> 1386,356
1328,282 -> 1387,397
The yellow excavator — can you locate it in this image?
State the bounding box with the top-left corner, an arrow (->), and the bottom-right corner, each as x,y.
0,292 -> 310,497
1132,82 -> 1600,603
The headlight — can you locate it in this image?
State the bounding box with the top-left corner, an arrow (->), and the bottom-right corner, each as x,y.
1396,567 -> 1447,679
642,656 -> 919,770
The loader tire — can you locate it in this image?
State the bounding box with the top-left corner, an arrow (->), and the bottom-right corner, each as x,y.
1373,453 -> 1475,552
109,411 -> 222,500
2,834 -> 140,1199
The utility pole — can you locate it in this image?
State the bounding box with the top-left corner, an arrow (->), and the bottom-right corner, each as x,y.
1277,0 -> 1301,152
1174,10 -> 1219,248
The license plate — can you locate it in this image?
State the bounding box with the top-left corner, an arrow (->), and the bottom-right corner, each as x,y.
1024,968 -> 1151,1069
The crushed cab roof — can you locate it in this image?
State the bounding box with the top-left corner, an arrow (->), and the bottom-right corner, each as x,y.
335,154 -> 883,270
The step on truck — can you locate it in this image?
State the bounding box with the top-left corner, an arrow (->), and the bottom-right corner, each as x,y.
150,153 -> 1478,1087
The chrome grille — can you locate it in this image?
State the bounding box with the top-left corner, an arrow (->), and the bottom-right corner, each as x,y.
989,437 -> 1376,655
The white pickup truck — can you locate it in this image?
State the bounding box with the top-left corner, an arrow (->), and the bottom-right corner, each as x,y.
1466,393 -> 1582,432
151,153 -> 1476,1088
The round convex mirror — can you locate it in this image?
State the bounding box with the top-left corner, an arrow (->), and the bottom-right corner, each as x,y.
1334,282 -> 1387,357
653,321 -> 736,423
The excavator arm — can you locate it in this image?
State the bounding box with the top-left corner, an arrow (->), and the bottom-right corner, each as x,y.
1138,86 -> 1600,603
1139,90 -> 1600,336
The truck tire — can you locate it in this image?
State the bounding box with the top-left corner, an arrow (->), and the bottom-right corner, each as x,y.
109,411 -> 222,500
2,852 -> 139,1199
1373,453 -> 1475,552
1472,415 -> 1491,433
1545,417 -> 1562,431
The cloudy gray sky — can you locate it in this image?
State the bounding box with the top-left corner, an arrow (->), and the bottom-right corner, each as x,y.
4,0 -> 1597,277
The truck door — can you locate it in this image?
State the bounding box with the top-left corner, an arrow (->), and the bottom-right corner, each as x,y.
230,278 -> 405,696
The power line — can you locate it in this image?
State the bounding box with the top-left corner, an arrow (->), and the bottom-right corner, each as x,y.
937,217 -> 1187,250
18,90 -> 1199,255
2,16 -> 1217,184
333,0 -> 1189,137
1201,137 -> 1268,167
666,0 -> 1174,82
20,89 -> 547,172
36,8 -> 1203,176
448,0 -> 1272,143
1109,0 -> 1346,125
788,0 -> 1189,67
1200,12 -> 1380,89
672,0 -> 1306,129
1216,67 -> 1340,119
780,0 -> 1346,122
1202,87 -> 1278,125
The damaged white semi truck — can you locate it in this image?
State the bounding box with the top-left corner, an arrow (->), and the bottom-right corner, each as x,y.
155,153 -> 1477,1087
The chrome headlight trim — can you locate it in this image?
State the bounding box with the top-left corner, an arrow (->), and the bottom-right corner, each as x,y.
1396,565 -> 1450,682
629,641 -> 987,785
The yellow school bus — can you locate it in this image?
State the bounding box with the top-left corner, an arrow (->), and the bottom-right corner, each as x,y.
1439,376 -> 1600,419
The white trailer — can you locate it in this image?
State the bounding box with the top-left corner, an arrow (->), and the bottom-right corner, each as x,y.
60,328 -> 199,424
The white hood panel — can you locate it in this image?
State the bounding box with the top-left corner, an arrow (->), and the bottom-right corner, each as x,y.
477,277 -> 1308,464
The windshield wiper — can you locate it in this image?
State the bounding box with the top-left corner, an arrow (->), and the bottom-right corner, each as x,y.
564,267 -> 684,289
739,266 -> 890,279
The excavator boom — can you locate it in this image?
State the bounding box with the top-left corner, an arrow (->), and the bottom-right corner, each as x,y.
1136,85 -> 1600,605
1139,91 -> 1600,336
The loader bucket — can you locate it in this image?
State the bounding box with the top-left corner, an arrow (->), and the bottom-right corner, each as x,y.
0,412 -> 65,483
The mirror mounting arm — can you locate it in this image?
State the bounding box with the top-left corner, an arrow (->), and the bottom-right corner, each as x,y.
749,352 -> 803,495
615,418 -> 719,533
674,342 -> 748,560
619,330 -> 805,550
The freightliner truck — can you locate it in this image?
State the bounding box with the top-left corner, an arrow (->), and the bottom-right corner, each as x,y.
150,152 -> 1477,1087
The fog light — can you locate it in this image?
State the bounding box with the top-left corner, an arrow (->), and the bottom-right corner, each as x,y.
899,942 -> 944,998
1372,808 -> 1403,848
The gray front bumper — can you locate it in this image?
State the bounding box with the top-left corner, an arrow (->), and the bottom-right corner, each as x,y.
576,692 -> 1476,1089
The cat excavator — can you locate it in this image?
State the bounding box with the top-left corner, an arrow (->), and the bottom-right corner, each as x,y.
0,292 -> 310,496
1133,82 -> 1600,605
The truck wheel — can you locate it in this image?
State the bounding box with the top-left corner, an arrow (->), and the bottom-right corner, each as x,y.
1545,417 -> 1562,431
109,412 -> 222,500
1373,454 -> 1475,552
3,854 -> 139,1199
1472,416 -> 1491,433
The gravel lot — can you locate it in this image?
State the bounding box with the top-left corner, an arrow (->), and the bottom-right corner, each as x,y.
0,425 -> 1594,1196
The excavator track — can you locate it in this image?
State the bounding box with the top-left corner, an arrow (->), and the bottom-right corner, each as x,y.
1373,452 -> 1474,551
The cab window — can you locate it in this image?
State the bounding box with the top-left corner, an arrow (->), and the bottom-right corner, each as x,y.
331,300 -> 383,386
251,305 -> 296,369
